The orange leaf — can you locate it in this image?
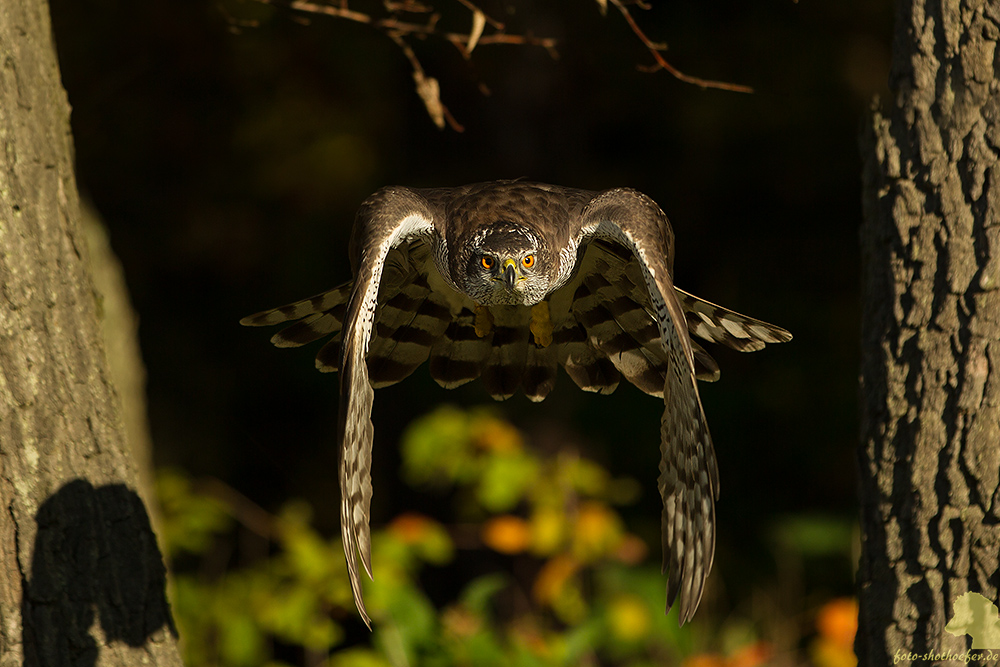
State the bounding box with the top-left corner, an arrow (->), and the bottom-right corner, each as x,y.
472,417 -> 524,453
532,555 -> 580,605
817,598 -> 858,648
613,534 -> 648,565
389,512 -> 434,544
482,515 -> 531,554
681,655 -> 726,667
727,641 -> 773,667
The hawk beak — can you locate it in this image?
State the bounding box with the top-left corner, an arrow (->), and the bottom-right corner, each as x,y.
502,259 -> 517,291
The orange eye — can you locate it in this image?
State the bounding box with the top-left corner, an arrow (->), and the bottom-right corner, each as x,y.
481,256 -> 494,270
522,254 -> 535,268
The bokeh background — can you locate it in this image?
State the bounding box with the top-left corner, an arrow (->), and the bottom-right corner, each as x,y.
47,0 -> 891,664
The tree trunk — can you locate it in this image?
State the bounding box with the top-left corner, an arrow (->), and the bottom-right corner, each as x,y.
0,0 -> 184,665
859,0 -> 1000,663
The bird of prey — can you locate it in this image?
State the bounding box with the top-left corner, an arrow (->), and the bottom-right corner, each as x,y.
242,180 -> 791,627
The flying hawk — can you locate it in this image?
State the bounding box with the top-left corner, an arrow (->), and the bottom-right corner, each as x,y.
242,180 -> 791,627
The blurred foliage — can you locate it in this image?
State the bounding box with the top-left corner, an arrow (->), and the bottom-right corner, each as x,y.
159,406 -> 857,667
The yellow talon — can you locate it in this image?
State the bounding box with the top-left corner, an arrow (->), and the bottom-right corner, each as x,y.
474,303 -> 494,338
530,302 -> 553,348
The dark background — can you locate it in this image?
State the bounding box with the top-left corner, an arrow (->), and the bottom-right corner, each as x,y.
49,0 -> 891,619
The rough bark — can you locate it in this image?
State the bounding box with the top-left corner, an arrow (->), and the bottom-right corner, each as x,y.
859,0 -> 1000,663
0,0 -> 183,665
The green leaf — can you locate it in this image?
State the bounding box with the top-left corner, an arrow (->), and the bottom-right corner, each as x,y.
770,514 -> 855,557
402,405 -> 475,485
329,648 -> 394,667
460,573 -> 509,615
219,612 -> 266,667
477,453 -> 540,511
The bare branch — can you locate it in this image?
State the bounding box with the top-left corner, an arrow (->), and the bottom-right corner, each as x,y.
608,0 -> 753,94
234,0 -> 748,130
388,31 -> 466,131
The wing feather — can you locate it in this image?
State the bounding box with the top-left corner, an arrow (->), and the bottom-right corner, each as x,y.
576,188 -> 718,626
240,283 -> 354,329
677,288 -> 793,351
368,275 -> 452,387
336,187 -> 441,629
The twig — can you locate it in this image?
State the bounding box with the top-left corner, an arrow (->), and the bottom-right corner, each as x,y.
196,477 -> 280,539
270,0 -> 557,129
608,0 -> 753,93
453,0 -> 504,30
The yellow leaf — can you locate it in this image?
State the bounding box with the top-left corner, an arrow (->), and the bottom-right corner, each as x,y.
413,72 -> 445,129
467,10 -> 486,54
607,594 -> 651,641
810,637 -> 857,667
571,501 -> 624,561
529,506 -> 566,555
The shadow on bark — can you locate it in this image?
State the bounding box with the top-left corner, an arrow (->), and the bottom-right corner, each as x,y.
21,480 -> 177,666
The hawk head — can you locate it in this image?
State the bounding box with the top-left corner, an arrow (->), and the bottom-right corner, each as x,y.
460,221 -> 551,306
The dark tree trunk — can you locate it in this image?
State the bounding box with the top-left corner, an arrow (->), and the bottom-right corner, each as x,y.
0,0 -> 183,665
859,0 -> 1000,663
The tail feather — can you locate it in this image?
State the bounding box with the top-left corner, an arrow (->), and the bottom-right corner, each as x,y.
554,321 -> 620,394
429,308 -> 492,389
522,339 -> 558,402
676,288 -> 792,352
482,306 -> 530,400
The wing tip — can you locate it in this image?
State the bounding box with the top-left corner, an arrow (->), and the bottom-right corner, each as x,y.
240,312 -> 281,327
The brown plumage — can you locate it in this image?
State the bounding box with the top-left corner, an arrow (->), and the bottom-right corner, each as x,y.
241,181 -> 791,627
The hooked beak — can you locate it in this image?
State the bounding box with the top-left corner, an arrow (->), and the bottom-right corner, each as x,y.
502,259 -> 517,291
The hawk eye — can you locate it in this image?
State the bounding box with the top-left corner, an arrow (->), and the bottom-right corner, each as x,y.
522,254 -> 535,269
481,256 -> 495,270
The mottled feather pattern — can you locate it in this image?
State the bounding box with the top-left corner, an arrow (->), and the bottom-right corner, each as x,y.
242,181 -> 791,629
337,195 -> 440,629
676,288 -> 792,352
659,345 -> 719,624
482,306 -> 531,400
368,275 -> 452,387
428,307 -> 491,388
553,320 -> 621,394
572,276 -> 667,397
240,282 -> 354,329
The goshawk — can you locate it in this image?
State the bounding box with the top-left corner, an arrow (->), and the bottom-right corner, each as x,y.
242,180 -> 791,627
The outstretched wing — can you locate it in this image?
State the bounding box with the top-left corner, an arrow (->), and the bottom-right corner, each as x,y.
570,187 -> 718,626
322,187 -> 446,627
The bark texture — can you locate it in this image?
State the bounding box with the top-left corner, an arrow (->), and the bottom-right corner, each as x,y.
859,0 -> 1000,663
0,0 -> 183,665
